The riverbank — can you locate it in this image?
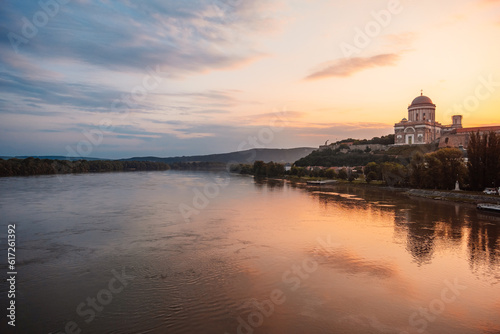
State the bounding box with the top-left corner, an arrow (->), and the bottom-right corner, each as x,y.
405,189 -> 500,204
288,177 -> 500,205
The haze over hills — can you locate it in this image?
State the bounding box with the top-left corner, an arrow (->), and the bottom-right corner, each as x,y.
121,148 -> 316,164
1,147 -> 316,164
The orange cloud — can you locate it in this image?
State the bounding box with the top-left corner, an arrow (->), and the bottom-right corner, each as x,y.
305,53 -> 401,80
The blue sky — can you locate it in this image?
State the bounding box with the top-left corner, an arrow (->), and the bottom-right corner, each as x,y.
1,0 -> 500,158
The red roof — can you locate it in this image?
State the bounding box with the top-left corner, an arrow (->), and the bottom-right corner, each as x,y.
456,126 -> 500,133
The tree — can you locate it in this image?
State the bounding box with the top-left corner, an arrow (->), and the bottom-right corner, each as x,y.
251,161 -> 285,178
409,152 -> 426,188
429,148 -> 467,189
348,172 -> 359,182
325,168 -> 337,179
485,132 -> 500,187
337,168 -> 348,180
266,162 -> 285,178
408,148 -> 467,190
423,154 -> 442,189
364,162 -> 382,180
252,161 -> 266,177
366,171 -> 377,184
467,131 -> 482,190
381,162 -> 408,187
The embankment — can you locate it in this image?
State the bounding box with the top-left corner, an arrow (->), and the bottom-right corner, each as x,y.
406,189 -> 500,204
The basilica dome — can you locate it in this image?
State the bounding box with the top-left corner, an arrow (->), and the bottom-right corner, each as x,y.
411,95 -> 434,106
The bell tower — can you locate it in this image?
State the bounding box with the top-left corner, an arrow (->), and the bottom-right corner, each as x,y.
452,115 -> 463,129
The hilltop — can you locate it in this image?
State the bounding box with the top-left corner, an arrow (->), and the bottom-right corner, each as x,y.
295,135 -> 439,167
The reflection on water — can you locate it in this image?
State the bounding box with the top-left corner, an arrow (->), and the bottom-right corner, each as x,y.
0,172 -> 499,334
307,184 -> 500,272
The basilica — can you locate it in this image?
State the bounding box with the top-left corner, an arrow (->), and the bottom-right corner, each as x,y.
394,92 -> 463,146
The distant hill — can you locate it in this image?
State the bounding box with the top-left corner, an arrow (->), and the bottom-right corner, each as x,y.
0,156 -> 104,161
0,148 -> 316,165
122,148 -> 316,164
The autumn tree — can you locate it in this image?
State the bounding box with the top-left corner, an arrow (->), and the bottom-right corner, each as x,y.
468,131 -> 500,190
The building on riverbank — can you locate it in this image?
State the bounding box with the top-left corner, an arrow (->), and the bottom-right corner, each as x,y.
394,92 -> 463,146
438,125 -> 500,149
395,92 -> 500,148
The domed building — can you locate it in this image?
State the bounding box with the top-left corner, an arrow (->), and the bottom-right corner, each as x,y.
394,92 -> 462,145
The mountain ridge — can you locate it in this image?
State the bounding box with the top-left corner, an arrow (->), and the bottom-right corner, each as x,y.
121,147 -> 316,164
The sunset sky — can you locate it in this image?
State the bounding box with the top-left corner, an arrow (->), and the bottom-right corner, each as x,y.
1,0 -> 500,158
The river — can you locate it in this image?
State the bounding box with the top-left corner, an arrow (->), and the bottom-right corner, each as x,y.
0,171 -> 499,333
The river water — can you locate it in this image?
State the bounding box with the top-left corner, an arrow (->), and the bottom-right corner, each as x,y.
0,171 -> 499,334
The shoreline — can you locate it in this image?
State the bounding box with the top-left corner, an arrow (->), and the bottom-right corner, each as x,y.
287,178 -> 500,205
404,189 -> 500,205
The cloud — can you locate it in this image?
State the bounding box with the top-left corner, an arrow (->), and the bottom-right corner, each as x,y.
242,110 -> 303,123
0,114 -> 393,158
0,71 -> 124,113
0,1 -> 400,158
0,0 -> 284,76
305,53 -> 401,80
160,89 -> 242,107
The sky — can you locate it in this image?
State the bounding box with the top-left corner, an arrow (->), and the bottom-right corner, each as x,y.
1,0 -> 500,159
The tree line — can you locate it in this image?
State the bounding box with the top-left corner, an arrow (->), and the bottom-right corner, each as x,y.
362,149 -> 467,189
0,158 -> 170,177
232,161 -> 363,182
327,134 -> 395,146
467,132 -> 500,190
295,149 -> 396,168
363,132 -> 500,190
240,132 -> 500,191
231,161 -> 286,178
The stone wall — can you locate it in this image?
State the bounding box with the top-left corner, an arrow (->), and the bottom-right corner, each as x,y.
351,144 -> 390,152
319,144 -> 390,151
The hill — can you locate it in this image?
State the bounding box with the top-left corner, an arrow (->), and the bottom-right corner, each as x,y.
122,147 -> 315,164
295,142 -> 438,167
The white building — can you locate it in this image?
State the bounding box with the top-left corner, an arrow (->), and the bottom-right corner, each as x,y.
394,92 -> 462,145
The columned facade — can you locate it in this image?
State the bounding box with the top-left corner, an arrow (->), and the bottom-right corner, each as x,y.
394,93 -> 460,146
